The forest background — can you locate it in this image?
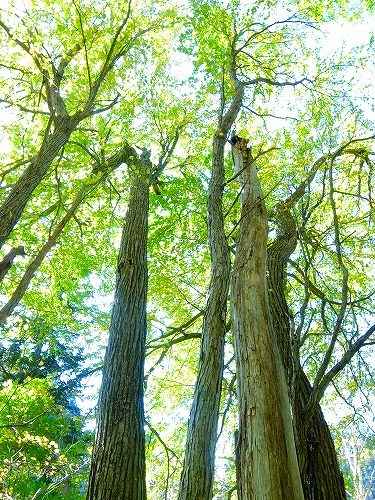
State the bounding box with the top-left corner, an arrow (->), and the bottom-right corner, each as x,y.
0,0 -> 375,498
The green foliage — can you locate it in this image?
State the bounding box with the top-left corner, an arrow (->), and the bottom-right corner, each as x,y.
0,377 -> 92,499
0,0 -> 374,497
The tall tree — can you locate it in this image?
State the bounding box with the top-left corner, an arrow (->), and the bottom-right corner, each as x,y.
177,4 -> 325,498
86,132 -> 180,498
86,146 -> 150,499
230,136 -> 304,499
265,150 -> 349,498
177,45 -> 243,500
0,1 -> 374,498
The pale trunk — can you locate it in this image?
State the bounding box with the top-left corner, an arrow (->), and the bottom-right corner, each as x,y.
230,138 -> 304,500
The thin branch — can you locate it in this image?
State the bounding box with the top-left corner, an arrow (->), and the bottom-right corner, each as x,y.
302,155 -> 351,417
154,125 -> 183,177
0,405 -> 54,429
243,75 -> 314,88
239,14 -> 319,51
90,93 -> 121,115
313,324 -> 375,408
243,104 -> 299,121
0,19 -> 31,54
0,98 -> 49,115
69,140 -> 101,167
147,311 -> 204,346
276,135 -> 375,213
84,1 -> 132,111
288,262 -> 375,307
145,419 -> 181,463
145,418 -> 181,500
0,166 -> 117,323
72,0 -> 92,89
147,332 -> 201,354
0,157 -> 35,183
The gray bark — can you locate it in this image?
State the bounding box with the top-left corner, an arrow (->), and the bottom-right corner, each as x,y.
86,160 -> 150,500
177,81 -> 244,500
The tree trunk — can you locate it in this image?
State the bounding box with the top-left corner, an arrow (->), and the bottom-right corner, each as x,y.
295,370 -> 347,500
178,81 -> 244,500
267,205 -> 347,500
177,130 -> 231,500
230,137 -> 304,500
86,165 -> 149,500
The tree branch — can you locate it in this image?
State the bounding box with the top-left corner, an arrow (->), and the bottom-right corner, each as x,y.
0,405 -> 54,429
311,324 -> 375,410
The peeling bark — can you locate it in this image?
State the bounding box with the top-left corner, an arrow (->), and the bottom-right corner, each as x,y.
230,137 -> 304,500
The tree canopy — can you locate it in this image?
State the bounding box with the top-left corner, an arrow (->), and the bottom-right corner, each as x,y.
0,0 -> 374,498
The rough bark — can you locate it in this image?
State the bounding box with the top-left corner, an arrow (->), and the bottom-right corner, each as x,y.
0,246 -> 26,282
267,205 -> 346,499
86,162 -> 150,500
296,370 -> 347,500
267,201 -> 298,391
177,80 -> 244,500
230,137 -> 304,500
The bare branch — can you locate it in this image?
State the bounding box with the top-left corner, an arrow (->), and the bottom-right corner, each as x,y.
244,75 -> 314,88
72,0 -> 92,89
278,135 -> 375,212
234,14 -> 318,56
83,1 -> 132,112
288,264 -> 375,307
312,324 -> 375,408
